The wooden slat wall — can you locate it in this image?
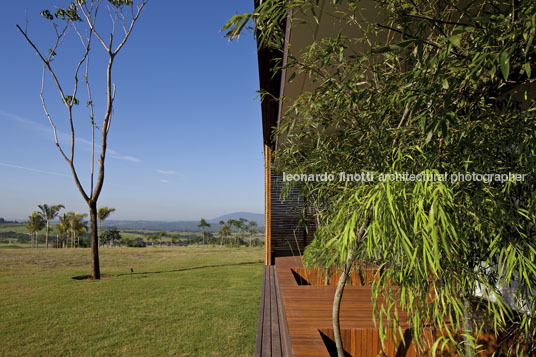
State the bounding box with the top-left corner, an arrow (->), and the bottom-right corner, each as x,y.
319,328 -> 430,357
317,327 -> 534,357
270,174 -> 315,261
291,267 -> 379,286
265,145 -> 272,265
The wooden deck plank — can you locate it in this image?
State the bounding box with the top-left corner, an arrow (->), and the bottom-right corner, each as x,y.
256,265 -> 292,357
255,267 -> 267,356
270,267 -> 282,356
274,266 -> 292,356
262,266 -> 272,356
275,256 -> 413,357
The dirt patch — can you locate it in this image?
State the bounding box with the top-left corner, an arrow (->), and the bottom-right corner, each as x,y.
72,274 -> 115,280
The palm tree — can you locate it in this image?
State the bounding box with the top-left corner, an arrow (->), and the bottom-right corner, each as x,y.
55,220 -> 67,248
248,221 -> 259,247
97,207 -> 115,244
65,212 -> 88,248
198,218 -> 211,246
73,214 -> 88,248
58,214 -> 70,248
27,211 -> 45,248
229,218 -> 248,246
38,204 -> 65,249
218,221 -> 231,247
218,220 -> 226,247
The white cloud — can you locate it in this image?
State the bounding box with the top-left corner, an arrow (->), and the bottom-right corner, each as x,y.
160,179 -> 169,183
109,153 -> 142,163
157,169 -> 176,175
1,110 -> 142,163
0,162 -> 70,178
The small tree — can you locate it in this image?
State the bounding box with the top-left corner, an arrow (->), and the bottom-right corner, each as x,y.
170,234 -> 179,247
38,203 -> 64,249
55,220 -> 67,248
65,212 -> 87,248
27,211 -> 45,249
230,218 -> 248,246
197,218 -> 211,246
97,207 -> 116,240
100,228 -> 121,247
158,231 -> 166,247
17,0 -> 148,279
218,221 -> 231,247
248,221 -> 259,247
120,236 -> 130,247
148,233 -> 159,247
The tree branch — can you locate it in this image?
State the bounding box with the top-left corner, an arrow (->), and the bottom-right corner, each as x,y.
39,65 -> 69,163
78,2 -> 110,52
113,0 -> 148,55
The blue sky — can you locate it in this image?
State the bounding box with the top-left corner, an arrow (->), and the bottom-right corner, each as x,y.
0,1 -> 264,221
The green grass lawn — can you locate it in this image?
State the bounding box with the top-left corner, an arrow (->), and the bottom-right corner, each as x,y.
0,247 -> 263,356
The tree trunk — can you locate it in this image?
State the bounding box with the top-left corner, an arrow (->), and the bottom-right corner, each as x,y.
463,296 -> 474,357
333,249 -> 354,357
89,201 -> 101,279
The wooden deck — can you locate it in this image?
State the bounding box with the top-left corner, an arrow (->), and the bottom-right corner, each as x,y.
255,265 -> 292,357
275,256 -> 411,357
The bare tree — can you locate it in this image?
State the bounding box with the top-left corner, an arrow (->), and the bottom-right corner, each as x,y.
16,0 -> 148,279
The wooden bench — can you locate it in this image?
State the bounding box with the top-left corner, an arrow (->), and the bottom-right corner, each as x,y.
255,265 -> 292,356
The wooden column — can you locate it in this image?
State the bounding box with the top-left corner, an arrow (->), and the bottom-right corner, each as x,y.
264,144 -> 272,265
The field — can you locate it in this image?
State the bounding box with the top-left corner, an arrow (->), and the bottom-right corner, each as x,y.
0,223 -> 264,247
0,246 -> 263,356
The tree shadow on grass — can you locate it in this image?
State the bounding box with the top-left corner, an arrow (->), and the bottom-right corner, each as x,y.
115,261 -> 263,277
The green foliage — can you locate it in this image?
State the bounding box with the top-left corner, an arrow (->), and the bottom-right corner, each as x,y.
108,0 -> 133,7
126,238 -> 146,247
53,2 -> 82,22
97,206 -> 116,223
27,211 -> 45,234
100,228 -> 122,245
40,10 -> 54,21
63,95 -> 79,106
227,0 -> 536,354
222,0 -> 290,49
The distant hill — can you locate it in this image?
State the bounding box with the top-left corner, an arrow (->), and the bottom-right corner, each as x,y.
98,212 -> 264,232
209,212 -> 264,225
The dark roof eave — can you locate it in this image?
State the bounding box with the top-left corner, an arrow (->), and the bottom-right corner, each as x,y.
255,1 -> 291,150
